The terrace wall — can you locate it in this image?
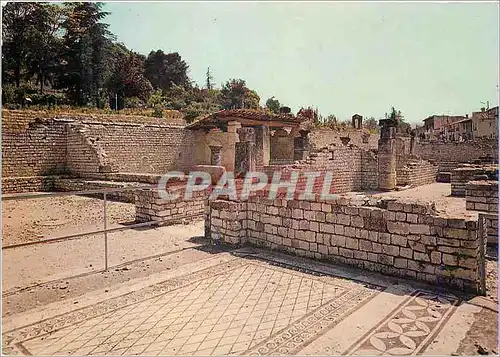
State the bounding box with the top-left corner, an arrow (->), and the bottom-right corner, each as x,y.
414,139 -> 498,167
209,196 -> 484,292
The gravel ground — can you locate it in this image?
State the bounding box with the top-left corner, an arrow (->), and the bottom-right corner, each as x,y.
2,195 -> 136,246
2,219 -> 206,292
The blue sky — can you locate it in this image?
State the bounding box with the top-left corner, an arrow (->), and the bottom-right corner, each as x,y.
104,2 -> 499,124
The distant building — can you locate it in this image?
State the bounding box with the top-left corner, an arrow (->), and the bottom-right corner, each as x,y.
443,117 -> 472,141
472,106 -> 498,139
422,115 -> 468,140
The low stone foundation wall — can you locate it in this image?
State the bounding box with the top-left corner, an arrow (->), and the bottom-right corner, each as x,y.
466,180 -> 498,244
397,159 -> 438,187
53,178 -> 148,203
465,181 -> 498,212
2,175 -> 61,193
208,195 -> 483,292
135,186 -> 207,225
451,166 -> 498,197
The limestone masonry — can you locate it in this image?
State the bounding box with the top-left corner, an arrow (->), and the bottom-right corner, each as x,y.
2,108 -> 498,295
208,195 -> 484,292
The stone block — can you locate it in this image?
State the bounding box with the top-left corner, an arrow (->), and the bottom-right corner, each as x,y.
367,252 -> 378,262
345,237 -> 359,250
409,224 -> 430,235
406,213 -> 418,224
292,209 -> 304,219
351,216 -> 364,228
430,251 -> 442,264
395,212 -> 406,221
443,228 -> 468,240
379,232 -> 391,244
345,226 -> 356,237
331,235 -> 346,247
368,231 -> 379,242
328,246 -> 339,255
442,253 -> 458,266
400,247 -> 413,259
315,212 -> 326,222
337,214 -> 351,225
437,237 -> 460,247
414,251 -> 430,262
334,224 -> 344,235
339,248 -> 354,258
320,223 -> 335,234
387,221 -> 410,235
354,251 -> 368,260
359,240 -> 373,251
420,235 -> 437,246
391,234 -> 408,247
394,258 -> 408,268
378,254 -> 394,265
408,240 -> 426,252
325,213 -> 336,223
382,244 -> 400,256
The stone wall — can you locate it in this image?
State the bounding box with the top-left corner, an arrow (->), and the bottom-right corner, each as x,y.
361,150 -> 379,191
396,159 -> 438,187
1,176 -> 60,194
135,185 -> 207,224
414,139 -> 498,165
270,129 -> 294,164
67,122 -> 197,175
2,111 -> 69,177
208,195 -> 483,292
53,178 -> 148,203
2,110 -> 198,180
465,181 -> 498,212
451,166 -> 498,197
264,144 -> 370,194
66,123 -> 113,176
466,181 -> 498,245
309,129 -> 378,151
194,128 -> 239,171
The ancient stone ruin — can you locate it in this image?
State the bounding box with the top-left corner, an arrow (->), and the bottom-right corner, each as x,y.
2,108 -> 498,293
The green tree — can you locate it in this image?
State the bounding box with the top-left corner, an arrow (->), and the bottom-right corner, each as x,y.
106,46 -> 153,104
58,2 -> 113,106
144,50 -> 191,93
265,96 -> 280,113
220,79 -> 260,110
26,3 -> 65,94
147,89 -> 166,117
1,2 -> 40,87
206,67 -> 214,90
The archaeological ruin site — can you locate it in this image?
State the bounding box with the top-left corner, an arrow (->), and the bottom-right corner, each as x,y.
1,106 -> 498,355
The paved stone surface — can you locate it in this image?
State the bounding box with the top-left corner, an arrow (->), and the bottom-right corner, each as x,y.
1,249 -> 484,356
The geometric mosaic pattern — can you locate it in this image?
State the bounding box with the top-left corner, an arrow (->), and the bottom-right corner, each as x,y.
3,259 -> 382,356
344,291 -> 459,356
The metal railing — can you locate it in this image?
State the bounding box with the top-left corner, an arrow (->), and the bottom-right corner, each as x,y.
2,185 -> 161,271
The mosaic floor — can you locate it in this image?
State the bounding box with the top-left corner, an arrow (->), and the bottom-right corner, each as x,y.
2,252 -> 467,356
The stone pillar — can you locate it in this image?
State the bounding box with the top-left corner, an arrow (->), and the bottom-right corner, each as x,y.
293,130 -> 310,161
378,119 -> 397,190
410,129 -> 416,155
209,145 -> 222,166
254,126 -> 271,167
352,114 -> 363,129
235,127 -> 256,177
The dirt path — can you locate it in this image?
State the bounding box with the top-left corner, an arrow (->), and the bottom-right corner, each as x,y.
2,195 -> 135,246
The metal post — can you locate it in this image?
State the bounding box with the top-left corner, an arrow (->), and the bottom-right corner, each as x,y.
104,192 -> 108,271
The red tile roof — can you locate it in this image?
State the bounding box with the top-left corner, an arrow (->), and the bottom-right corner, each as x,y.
186,109 -> 303,129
